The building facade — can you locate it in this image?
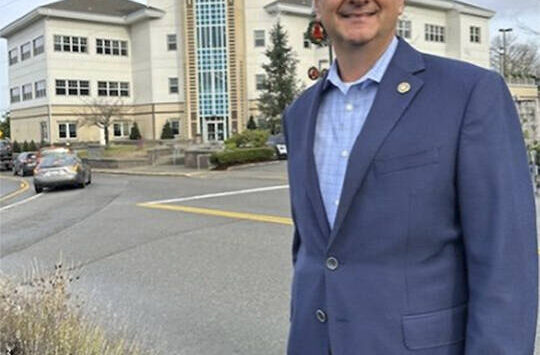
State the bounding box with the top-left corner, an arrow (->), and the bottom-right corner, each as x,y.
2,0 -> 495,145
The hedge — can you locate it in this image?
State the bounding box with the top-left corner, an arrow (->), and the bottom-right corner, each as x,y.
210,147 -> 275,169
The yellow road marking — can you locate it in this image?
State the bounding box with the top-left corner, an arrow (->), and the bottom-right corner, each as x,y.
0,176 -> 29,203
138,203 -> 293,226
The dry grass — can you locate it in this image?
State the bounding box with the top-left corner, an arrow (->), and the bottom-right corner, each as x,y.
0,260 -> 154,355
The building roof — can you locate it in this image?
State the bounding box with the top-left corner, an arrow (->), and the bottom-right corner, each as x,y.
0,0 -> 164,38
40,0 -> 157,17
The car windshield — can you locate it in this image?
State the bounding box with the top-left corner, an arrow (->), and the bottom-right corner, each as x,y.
268,135 -> 285,145
39,154 -> 77,168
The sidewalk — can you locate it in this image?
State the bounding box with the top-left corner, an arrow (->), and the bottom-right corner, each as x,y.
92,160 -> 288,180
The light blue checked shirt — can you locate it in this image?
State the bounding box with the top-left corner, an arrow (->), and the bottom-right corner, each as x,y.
314,37 -> 398,228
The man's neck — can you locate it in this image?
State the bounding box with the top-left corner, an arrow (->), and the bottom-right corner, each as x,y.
334,35 -> 396,83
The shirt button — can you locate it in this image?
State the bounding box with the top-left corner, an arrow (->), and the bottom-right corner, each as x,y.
334,199 -> 339,206
341,150 -> 349,158
326,257 -> 339,271
345,103 -> 353,111
316,309 -> 327,323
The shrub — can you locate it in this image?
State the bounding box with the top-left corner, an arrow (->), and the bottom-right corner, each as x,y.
22,140 -> 30,151
210,147 -> 275,169
29,140 -> 38,151
12,140 -> 21,153
0,261 -> 152,355
130,122 -> 142,140
160,122 -> 173,139
224,129 -> 269,150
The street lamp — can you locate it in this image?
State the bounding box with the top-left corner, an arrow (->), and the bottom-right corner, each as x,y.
498,28 -> 513,78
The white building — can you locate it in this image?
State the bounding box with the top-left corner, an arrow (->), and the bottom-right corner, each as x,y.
1,0 -> 494,144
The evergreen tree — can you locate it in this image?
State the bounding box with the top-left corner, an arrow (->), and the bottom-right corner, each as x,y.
12,141 -> 21,153
0,111 -> 10,139
130,122 -> 142,140
247,116 -> 257,130
161,121 -> 174,139
258,21 -> 301,134
29,140 -> 38,151
22,141 -> 30,152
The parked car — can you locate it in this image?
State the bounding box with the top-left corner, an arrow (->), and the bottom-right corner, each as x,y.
33,154 -> 91,193
266,134 -> 287,159
0,139 -> 13,170
12,151 -> 38,176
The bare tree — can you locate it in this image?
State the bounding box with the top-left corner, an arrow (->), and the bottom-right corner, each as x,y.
491,33 -> 540,77
78,98 -> 131,147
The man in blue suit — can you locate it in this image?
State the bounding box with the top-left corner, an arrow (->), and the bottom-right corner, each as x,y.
282,0 -> 538,353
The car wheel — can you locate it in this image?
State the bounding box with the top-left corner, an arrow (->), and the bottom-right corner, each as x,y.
34,184 -> 43,193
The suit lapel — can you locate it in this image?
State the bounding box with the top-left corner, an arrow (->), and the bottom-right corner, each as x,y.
328,40 -> 426,247
304,78 -> 332,238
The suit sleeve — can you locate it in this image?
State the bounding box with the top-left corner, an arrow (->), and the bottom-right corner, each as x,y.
457,70 -> 538,353
282,108 -> 301,267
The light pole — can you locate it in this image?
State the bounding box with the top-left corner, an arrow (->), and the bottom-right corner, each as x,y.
498,28 -> 513,78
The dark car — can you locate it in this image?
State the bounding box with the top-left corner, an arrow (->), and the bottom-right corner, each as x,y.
266,134 -> 287,159
33,154 -> 91,193
12,151 -> 38,176
0,139 -> 13,170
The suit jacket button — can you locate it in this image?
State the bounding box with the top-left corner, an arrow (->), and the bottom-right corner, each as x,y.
316,309 -> 327,323
326,257 -> 339,271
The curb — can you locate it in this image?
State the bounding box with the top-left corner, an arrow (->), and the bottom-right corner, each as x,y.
92,168 -> 206,178
226,160 -> 284,171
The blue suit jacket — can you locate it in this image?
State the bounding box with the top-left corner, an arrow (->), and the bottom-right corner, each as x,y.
283,38 -> 538,354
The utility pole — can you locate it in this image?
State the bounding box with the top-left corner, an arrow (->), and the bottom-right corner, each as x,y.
498,28 -> 513,78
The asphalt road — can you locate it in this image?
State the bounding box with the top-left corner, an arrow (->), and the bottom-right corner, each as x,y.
0,164 -> 293,355
1,163 -> 540,354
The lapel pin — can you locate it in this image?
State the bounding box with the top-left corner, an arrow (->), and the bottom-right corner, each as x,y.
397,82 -> 411,94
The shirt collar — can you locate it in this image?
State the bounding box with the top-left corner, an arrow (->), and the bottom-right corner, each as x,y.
323,36 -> 399,95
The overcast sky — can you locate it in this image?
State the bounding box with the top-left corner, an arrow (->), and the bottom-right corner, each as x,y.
0,0 -> 539,114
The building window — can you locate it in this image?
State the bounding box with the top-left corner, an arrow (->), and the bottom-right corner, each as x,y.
254,30 -> 265,47
256,74 -> 265,91
425,24 -> 445,42
120,41 -> 128,56
35,80 -> 46,98
167,34 -> 177,50
170,120 -> 180,136
96,38 -> 128,56
33,36 -> 44,55
20,42 -> 31,61
56,80 -> 89,96
54,35 -> 88,53
40,121 -> 49,142
470,26 -> 481,43
169,77 -> 179,94
97,81 -> 129,97
397,19 -> 412,39
120,82 -> 129,97
56,80 -> 66,95
22,84 -> 33,101
58,122 -> 77,139
109,82 -> 119,96
113,122 -> 130,137
8,48 -> 18,65
10,87 -> 20,103
79,80 -> 90,96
